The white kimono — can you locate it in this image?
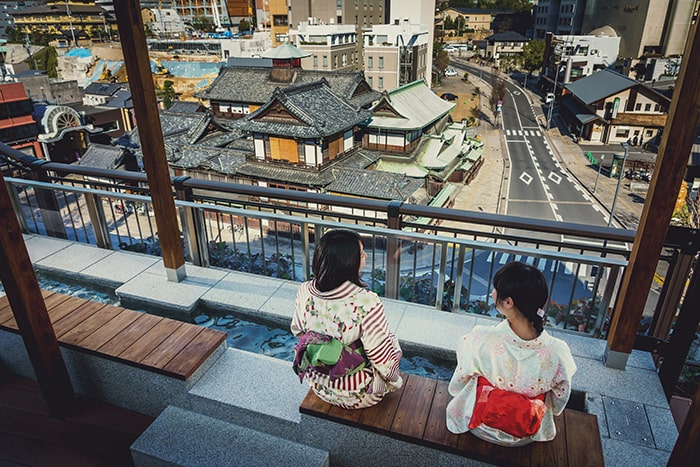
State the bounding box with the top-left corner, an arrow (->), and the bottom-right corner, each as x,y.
446,320 -> 577,446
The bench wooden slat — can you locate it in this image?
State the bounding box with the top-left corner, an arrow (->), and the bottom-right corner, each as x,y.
139,325 -> 204,369
53,302 -> 110,339
0,291 -> 55,326
357,378 -> 404,431
328,403 -> 364,423
423,380 -> 460,449
59,305 -> 122,346
97,313 -> 163,356
392,373 -> 437,439
456,428 -> 530,467
564,408 -> 604,467
529,413 -> 568,466
118,319 -> 185,363
45,294 -> 87,325
162,328 -> 226,379
77,309 -> 141,352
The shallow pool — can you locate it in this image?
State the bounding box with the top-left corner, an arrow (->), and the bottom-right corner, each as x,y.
1,276 -> 455,381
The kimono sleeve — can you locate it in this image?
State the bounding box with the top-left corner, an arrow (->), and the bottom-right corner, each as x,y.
290,285 -> 306,338
549,343 -> 577,416
448,327 -> 484,397
359,294 -> 402,388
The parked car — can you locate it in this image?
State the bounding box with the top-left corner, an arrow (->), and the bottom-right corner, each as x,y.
441,93 -> 458,101
445,67 -> 458,77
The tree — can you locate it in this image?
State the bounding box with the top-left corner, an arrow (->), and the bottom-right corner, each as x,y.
521,39 -> 545,76
433,42 -> 450,75
490,72 -> 506,126
159,80 -> 176,109
189,15 -> 215,33
5,26 -> 22,43
238,19 -> 251,33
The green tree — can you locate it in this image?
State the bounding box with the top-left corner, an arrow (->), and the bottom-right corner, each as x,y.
433,42 -> 450,74
189,15 -> 215,33
521,39 -> 545,76
31,47 -> 58,78
5,26 -> 22,43
238,19 -> 251,33
160,80 -> 176,109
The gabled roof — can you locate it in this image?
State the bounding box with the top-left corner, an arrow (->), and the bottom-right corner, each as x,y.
564,69 -> 638,105
72,144 -> 136,171
168,101 -> 206,114
234,79 -> 372,138
326,168 -> 425,201
485,31 -> 527,43
196,67 -> 380,108
368,80 -> 454,130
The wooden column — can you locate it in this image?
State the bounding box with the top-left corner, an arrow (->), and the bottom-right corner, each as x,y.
667,384 -> 700,466
0,179 -> 74,417
113,1 -> 186,282
605,13 -> 700,368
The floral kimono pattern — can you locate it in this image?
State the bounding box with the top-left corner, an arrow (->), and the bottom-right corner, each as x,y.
291,280 -> 403,409
446,320 -> 576,446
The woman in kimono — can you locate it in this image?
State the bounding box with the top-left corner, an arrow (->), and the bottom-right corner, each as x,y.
446,261 -> 577,446
291,229 -> 403,409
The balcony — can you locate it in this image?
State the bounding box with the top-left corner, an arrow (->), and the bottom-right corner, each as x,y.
0,149 -> 695,465
0,2 -> 697,463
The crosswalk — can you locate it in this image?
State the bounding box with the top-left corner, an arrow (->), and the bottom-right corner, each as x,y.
505,129 -> 542,137
485,251 -> 591,277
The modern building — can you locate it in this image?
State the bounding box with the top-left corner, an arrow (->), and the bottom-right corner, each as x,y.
532,0 -> 584,39
441,7 -> 497,33
389,0 -> 434,87
540,30 -> 621,94
362,19 -> 429,91
561,69 -> 670,145
10,1 -> 117,45
581,0 -> 695,59
0,1 -> 38,39
0,82 -> 42,158
268,0 -> 288,47
289,22 -> 360,72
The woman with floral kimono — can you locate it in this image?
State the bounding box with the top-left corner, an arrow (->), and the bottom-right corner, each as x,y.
291,229 -> 403,409
446,261 -> 577,446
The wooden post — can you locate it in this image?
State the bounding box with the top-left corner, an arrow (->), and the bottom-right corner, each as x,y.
667,384 -> 700,466
113,1 -> 186,282
0,176 -> 75,417
604,11 -> 700,369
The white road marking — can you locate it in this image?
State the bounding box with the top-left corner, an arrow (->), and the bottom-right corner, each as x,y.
519,172 -> 533,185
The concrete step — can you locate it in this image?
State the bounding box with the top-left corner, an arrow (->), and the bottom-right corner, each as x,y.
173,347 -> 309,441
131,405 -> 329,467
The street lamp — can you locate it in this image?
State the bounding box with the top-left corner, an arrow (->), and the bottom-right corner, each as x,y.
593,154 -> 605,193
608,142 -> 630,227
546,62 -> 566,130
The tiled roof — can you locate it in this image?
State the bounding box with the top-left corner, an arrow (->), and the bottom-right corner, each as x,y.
168,101 -> 206,113
103,89 -> 133,109
485,31 -> 528,43
168,145 -> 247,174
368,80 -> 454,130
234,80 -> 372,138
197,67 -> 380,108
73,143 -> 130,170
326,168 -> 424,201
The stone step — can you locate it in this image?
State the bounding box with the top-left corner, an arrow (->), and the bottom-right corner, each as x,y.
174,347 -> 310,441
131,405 -> 329,467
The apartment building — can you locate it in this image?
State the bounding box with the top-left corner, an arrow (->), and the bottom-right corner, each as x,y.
532,0 -> 584,39
289,22 -> 360,72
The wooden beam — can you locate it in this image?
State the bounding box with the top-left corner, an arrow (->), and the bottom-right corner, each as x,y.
0,180 -> 75,417
605,10 -> 700,367
667,384 -> 700,466
113,1 -> 186,282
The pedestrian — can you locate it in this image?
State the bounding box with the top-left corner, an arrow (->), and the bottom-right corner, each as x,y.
291,229 -> 403,409
446,261 -> 576,446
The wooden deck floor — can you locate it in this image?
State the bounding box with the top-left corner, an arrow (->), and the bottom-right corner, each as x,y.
0,362 -> 154,466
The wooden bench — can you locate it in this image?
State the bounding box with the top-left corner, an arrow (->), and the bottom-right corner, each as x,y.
0,290 -> 226,380
300,373 -> 604,467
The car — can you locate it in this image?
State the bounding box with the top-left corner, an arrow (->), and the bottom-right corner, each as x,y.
444,67 -> 458,77
545,93 -> 555,104
441,92 -> 458,101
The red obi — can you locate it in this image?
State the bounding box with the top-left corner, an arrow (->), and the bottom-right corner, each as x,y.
469,376 -> 547,438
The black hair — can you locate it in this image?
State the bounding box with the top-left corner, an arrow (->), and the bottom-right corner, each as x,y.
312,229 -> 364,292
493,261 -> 548,334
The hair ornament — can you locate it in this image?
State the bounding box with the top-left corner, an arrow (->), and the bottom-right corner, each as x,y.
536,308 -> 545,318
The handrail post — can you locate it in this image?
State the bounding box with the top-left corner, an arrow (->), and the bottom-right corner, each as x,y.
301,223 -> 311,281
174,176 -> 208,267
385,201 -> 402,300
84,192 -> 112,250
28,160 -> 67,239
5,180 -> 29,233
651,250 -> 694,340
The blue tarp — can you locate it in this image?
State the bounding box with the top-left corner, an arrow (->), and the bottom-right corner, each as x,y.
65,48 -> 92,58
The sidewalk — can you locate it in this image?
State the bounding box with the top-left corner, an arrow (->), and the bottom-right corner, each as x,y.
451,66 -> 646,231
